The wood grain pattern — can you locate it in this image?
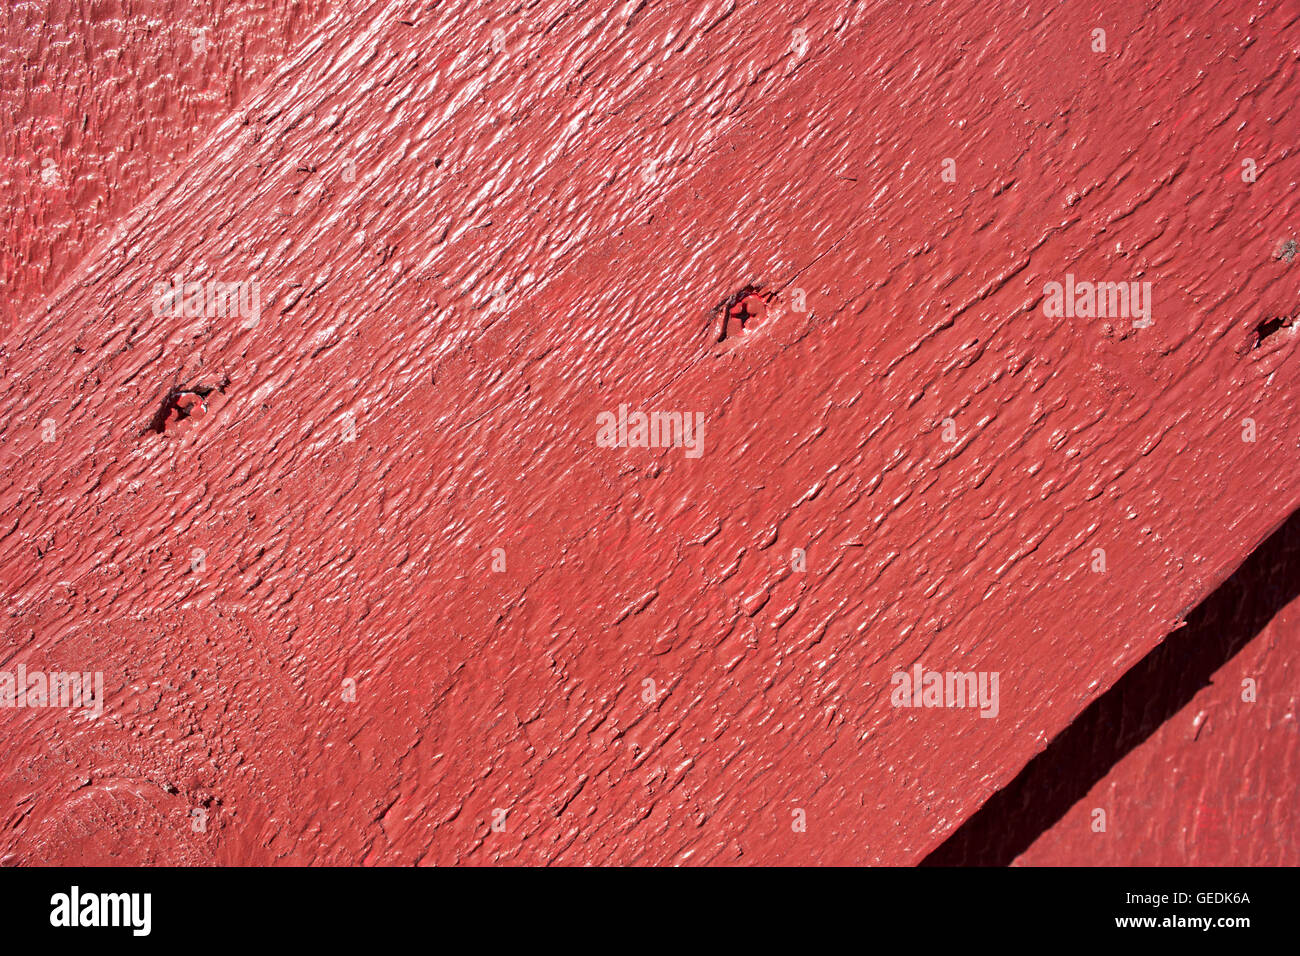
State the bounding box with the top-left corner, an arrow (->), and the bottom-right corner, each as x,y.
1,0 -> 1297,864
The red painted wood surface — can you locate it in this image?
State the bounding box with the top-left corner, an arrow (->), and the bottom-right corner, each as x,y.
925,508 -> 1300,866
1,0 -> 333,334
1018,552 -> 1300,866
1,0 -> 1297,865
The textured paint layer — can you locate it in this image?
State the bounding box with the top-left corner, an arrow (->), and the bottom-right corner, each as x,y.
1,0 -> 334,332
1,0 -> 1297,865
1019,578 -> 1300,866
926,508 -> 1300,866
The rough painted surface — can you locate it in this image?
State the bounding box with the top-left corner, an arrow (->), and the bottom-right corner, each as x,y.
1018,570 -> 1300,867
1,0 -> 333,333
925,507 -> 1300,866
1,0 -> 1298,865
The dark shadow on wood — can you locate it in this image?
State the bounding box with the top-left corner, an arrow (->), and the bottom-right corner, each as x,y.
921,507 -> 1300,866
